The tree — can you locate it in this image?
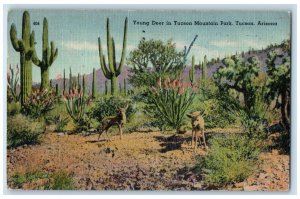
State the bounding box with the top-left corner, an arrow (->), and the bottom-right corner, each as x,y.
127,39 -> 184,87
213,55 -> 260,110
266,41 -> 291,130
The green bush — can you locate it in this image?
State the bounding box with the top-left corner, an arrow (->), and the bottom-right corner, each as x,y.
50,171 -> 74,190
22,89 -> 58,118
45,115 -> 69,132
197,134 -> 261,185
7,101 -> 21,116
10,170 -> 74,190
7,114 -> 45,148
89,96 -> 136,124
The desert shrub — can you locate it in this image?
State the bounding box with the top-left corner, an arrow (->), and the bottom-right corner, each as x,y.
22,89 -> 58,118
7,101 -> 21,116
7,114 -> 45,148
89,96 -> 136,123
50,171 -> 74,190
10,170 -> 74,190
197,134 -> 261,185
189,81 -> 238,129
7,64 -> 20,102
45,115 -> 69,132
11,170 -> 48,189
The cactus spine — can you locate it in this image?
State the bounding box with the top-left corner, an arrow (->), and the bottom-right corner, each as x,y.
98,17 -> 128,96
10,11 -> 35,105
32,17 -> 58,90
105,80 -> 108,95
202,55 -> 207,80
92,68 -> 96,98
189,55 -> 195,85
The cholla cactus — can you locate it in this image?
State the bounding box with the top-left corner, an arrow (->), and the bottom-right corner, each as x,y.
148,77 -> 197,131
7,64 -> 20,102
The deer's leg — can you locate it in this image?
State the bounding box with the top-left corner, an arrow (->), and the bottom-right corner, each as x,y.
202,129 -> 207,149
191,129 -> 195,148
98,130 -> 104,141
118,124 -> 123,140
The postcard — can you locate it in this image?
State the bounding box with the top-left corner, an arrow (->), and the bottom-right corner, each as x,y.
6,9 -> 291,191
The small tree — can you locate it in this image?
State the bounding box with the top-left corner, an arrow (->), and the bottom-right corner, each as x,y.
266,44 -> 291,130
213,55 -> 260,110
127,39 -> 184,87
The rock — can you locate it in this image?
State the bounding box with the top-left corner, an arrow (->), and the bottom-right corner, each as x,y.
57,132 -> 65,136
243,185 -> 259,191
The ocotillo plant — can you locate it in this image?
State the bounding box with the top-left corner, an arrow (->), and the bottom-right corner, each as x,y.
183,35 -> 198,66
10,11 -> 35,104
64,88 -> 89,131
105,80 -> 108,95
92,68 -> 96,98
189,55 -> 195,85
98,17 -> 128,96
147,78 -> 197,131
32,17 -> 58,90
7,64 -> 20,102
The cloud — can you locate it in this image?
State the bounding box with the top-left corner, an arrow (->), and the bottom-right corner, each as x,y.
63,41 -> 136,51
63,41 -> 98,51
210,40 -> 238,48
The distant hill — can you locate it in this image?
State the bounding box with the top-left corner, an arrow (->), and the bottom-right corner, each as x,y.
39,42 -> 288,93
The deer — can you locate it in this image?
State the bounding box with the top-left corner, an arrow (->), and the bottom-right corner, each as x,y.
186,111 -> 207,150
97,104 -> 128,140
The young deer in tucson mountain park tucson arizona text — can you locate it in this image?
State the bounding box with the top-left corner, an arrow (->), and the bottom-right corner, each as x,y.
186,111 -> 207,150
98,104 -> 129,140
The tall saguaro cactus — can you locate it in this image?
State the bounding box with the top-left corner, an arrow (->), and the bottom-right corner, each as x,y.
92,68 -> 96,98
10,11 -> 35,105
63,68 -> 66,94
98,17 -> 128,96
189,55 -> 195,85
32,17 -> 58,90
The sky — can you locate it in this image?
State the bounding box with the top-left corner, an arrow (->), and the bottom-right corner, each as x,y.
7,9 -> 290,82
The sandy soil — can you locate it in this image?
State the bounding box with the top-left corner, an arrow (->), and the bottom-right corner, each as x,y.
7,131 -> 289,191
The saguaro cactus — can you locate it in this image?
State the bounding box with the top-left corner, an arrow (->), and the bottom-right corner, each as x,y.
123,79 -> 127,95
63,68 -> 66,94
77,73 -> 81,92
92,68 -> 96,98
32,17 -> 58,90
105,80 -> 108,95
10,11 -> 35,104
98,17 -> 128,96
69,68 -> 72,92
202,55 -> 207,80
82,74 -> 86,96
189,55 -> 195,85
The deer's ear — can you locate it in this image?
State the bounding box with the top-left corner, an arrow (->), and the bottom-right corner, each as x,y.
186,113 -> 192,118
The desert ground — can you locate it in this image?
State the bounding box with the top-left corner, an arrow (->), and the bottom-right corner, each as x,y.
7,130 -> 289,191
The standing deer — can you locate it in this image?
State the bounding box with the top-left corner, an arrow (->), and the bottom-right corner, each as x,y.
186,111 -> 207,150
98,104 -> 128,140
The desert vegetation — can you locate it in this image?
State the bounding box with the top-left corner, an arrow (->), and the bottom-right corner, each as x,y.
7,10 -> 290,191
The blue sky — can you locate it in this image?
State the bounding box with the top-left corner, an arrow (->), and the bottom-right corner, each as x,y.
7,9 -> 290,82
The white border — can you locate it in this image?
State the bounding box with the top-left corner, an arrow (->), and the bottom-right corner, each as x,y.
1,1 -> 299,199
